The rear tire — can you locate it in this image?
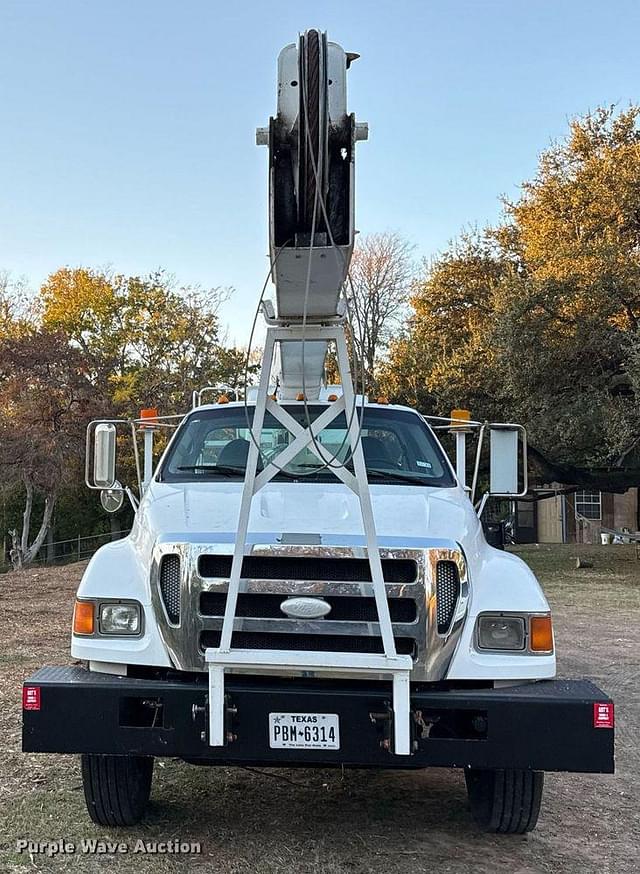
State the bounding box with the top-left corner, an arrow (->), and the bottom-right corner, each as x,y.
81,754 -> 154,826
465,768 -> 544,833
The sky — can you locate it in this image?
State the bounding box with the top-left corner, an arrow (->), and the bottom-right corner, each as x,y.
1,0 -> 639,344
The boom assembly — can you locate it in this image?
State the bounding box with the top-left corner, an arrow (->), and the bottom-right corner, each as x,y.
257,29 -> 366,400
23,29 -> 613,834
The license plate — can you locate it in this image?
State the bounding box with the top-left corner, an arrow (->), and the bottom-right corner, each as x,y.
269,712 -> 340,749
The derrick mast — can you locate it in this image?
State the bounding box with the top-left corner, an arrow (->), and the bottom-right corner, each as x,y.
256,28 -> 368,399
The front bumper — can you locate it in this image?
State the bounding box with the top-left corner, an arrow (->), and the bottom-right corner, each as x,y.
22,667 -> 614,772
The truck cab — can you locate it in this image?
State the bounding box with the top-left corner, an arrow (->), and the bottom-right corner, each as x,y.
74,401 -> 553,683
23,397 -> 613,833
72,402 -> 555,681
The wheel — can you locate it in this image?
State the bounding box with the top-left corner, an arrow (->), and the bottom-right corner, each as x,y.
465,768 -> 544,833
81,754 -> 154,826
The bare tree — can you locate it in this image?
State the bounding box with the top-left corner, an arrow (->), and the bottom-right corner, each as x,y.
0,330 -> 105,568
0,271 -> 35,335
347,232 -> 415,393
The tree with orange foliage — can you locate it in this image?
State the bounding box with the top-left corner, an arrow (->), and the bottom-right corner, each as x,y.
383,105 -> 640,480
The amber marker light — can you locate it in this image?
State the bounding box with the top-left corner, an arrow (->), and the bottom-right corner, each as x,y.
450,408 -> 471,427
217,394 -> 230,404
139,407 -> 159,428
73,601 -> 95,635
530,615 -> 554,652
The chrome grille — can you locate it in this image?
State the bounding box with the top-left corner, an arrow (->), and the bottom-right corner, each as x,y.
436,560 -> 460,634
151,541 -> 469,681
159,555 -> 181,624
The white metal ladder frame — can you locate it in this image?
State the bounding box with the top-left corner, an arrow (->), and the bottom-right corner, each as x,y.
205,321 -> 413,755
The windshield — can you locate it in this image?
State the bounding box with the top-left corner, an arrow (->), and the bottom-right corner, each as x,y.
159,405 -> 455,487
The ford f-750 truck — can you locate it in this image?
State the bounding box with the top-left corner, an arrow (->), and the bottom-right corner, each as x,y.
22,29 -> 613,834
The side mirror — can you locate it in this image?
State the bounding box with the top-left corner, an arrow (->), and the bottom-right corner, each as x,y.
489,425 -> 527,497
93,423 -> 117,488
101,481 -> 124,513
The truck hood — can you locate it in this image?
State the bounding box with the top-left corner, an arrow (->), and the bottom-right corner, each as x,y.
138,480 -> 481,546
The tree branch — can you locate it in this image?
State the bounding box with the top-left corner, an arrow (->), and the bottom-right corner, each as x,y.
528,444 -> 639,492
24,492 -> 57,565
20,476 -> 33,556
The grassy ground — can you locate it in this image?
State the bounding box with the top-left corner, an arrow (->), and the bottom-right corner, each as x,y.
0,545 -> 638,873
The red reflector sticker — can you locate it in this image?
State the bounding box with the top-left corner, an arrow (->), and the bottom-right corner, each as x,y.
23,687 -> 41,711
593,701 -> 614,728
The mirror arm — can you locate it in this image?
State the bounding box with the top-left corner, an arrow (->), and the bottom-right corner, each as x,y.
520,426 -> 528,497
475,492 -> 490,519
125,486 -> 139,512
84,423 -> 93,489
470,423 -> 487,504
129,422 -> 143,496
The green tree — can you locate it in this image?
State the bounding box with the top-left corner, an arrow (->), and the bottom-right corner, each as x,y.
40,268 -> 241,415
0,267 -> 252,566
383,232 -> 508,414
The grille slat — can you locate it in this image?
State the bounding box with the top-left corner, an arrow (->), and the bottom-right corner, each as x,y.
200,592 -> 417,623
436,560 -> 460,634
200,629 -> 415,655
199,555 -> 417,583
159,555 -> 181,624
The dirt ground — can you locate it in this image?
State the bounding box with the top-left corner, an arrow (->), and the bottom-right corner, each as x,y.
0,544 -> 638,873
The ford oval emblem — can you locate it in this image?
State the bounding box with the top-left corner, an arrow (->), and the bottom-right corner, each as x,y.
280,597 -> 332,620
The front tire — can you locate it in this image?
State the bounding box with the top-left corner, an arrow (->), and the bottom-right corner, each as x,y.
465,768 -> 544,833
81,754 -> 154,826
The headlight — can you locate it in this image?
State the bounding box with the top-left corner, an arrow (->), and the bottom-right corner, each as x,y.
99,602 -> 141,635
477,615 -> 526,651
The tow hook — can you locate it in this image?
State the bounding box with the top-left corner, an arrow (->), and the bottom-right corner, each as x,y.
191,699 -> 208,742
369,705 -> 392,750
225,699 -> 238,744
191,703 -> 206,721
192,696 -> 238,744
413,709 -> 440,745
369,702 -> 421,754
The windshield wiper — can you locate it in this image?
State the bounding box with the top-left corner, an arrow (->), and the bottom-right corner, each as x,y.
366,468 -> 429,487
177,464 -> 302,480
176,464 -> 245,477
276,463 -> 429,486
176,464 -> 428,486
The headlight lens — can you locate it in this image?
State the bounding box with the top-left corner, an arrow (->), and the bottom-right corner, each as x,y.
477,615 -> 526,651
99,603 -> 141,635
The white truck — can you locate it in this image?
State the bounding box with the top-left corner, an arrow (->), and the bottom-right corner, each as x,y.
23,30 -> 613,834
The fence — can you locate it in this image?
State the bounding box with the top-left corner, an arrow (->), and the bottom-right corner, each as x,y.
0,529 -> 130,573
